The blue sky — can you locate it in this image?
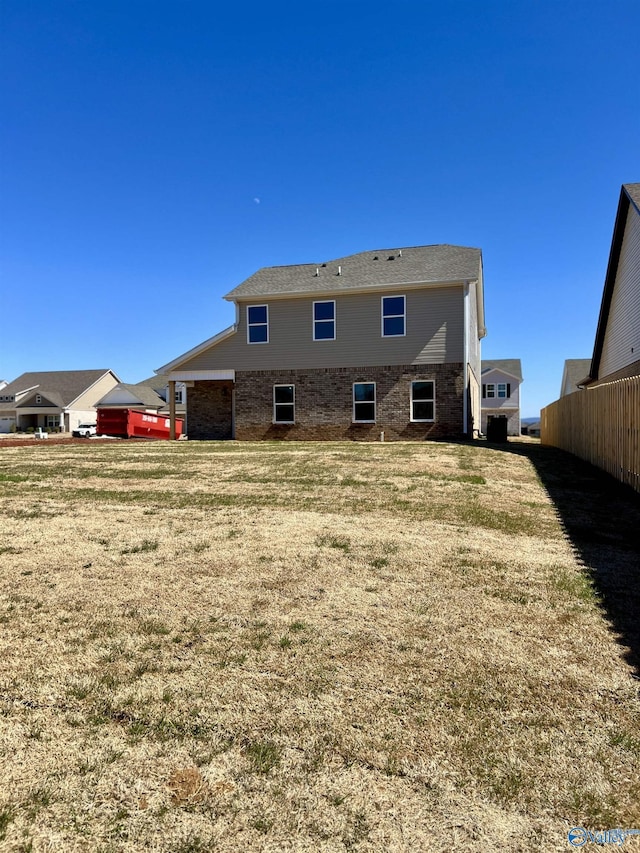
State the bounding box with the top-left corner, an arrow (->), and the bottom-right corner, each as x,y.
1,0 -> 638,417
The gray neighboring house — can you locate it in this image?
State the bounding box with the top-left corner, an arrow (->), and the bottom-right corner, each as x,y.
95,375 -> 187,417
581,182 -> 640,386
157,244 -> 487,441
0,370 -> 120,433
480,359 -> 523,436
560,359 -> 591,397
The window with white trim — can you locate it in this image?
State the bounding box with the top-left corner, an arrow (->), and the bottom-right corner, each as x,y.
273,385 -> 295,423
247,305 -> 269,344
313,300 -> 336,340
411,380 -> 435,421
381,295 -> 406,337
483,382 -> 511,399
353,382 -> 376,422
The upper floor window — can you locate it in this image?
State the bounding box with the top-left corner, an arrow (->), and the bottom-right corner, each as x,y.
273,385 -> 295,423
174,387 -> 184,404
313,300 -> 336,340
411,381 -> 435,421
35,394 -> 42,404
382,295 -> 406,337
247,305 -> 269,344
353,382 -> 376,423
483,383 -> 511,399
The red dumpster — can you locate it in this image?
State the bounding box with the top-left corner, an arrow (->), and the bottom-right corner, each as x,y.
97,408 -> 184,440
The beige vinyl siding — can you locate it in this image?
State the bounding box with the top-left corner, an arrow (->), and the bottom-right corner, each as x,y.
181,286 -> 464,371
72,372 -> 119,410
600,205 -> 640,379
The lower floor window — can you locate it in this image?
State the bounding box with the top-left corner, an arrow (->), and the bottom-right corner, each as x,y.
411,380 -> 435,421
44,415 -> 60,428
273,385 -> 295,423
353,382 -> 376,422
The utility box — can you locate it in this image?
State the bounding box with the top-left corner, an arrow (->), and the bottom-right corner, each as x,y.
486,416 -> 508,443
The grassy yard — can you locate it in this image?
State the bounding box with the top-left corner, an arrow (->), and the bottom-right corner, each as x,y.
0,439 -> 638,852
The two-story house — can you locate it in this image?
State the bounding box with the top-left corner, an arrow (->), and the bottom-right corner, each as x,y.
480,359 -> 523,436
157,244 -> 486,441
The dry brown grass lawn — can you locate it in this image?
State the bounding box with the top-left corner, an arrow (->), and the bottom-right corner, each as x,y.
0,439 -> 639,852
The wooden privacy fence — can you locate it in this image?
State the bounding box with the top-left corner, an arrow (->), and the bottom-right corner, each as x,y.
541,375 -> 640,493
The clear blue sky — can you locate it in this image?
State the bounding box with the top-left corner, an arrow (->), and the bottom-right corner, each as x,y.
2,0 -> 638,417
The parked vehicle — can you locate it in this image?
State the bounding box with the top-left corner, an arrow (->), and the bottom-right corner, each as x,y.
73,423 -> 97,438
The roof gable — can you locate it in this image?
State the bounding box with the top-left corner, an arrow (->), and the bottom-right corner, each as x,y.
481,359 -> 522,381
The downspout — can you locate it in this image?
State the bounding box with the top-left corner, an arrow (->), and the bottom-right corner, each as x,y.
463,282 -> 469,437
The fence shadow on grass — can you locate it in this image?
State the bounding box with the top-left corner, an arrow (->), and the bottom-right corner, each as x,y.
492,439 -> 640,678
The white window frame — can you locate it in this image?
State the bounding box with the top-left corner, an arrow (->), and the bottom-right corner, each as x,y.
485,383 -> 496,399
44,415 -> 60,428
273,384 -> 295,424
410,380 -> 435,422
35,394 -> 42,404
247,304 -> 269,344
312,300 -> 336,341
497,383 -> 507,398
352,382 -> 376,423
381,295 -> 406,337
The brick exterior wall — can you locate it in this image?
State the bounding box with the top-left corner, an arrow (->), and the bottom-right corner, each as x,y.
188,380 -> 234,439
481,409 -> 520,436
230,364 -> 465,441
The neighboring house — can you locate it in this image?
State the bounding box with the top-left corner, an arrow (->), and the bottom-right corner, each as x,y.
0,370 -> 120,433
526,421 -> 541,438
95,376 -> 187,417
480,359 -> 522,436
135,374 -> 187,416
560,359 -> 591,396
582,183 -> 640,386
157,244 -> 486,441
95,383 -> 168,413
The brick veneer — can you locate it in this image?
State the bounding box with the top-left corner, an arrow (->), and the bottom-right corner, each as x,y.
231,364 -> 465,441
188,380 -> 234,439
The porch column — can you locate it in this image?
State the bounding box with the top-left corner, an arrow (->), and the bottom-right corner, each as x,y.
169,380 -> 176,440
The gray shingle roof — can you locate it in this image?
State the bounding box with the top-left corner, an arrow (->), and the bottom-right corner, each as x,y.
624,182 -> 640,211
109,383 -> 168,408
562,359 -> 591,391
224,244 -> 482,300
0,370 -> 117,406
481,359 -> 523,380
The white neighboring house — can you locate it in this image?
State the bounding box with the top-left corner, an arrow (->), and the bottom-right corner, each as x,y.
560,359 -> 591,397
0,370 -> 120,433
480,359 -> 523,436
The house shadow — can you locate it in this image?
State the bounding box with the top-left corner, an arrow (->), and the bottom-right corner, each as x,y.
487,439 -> 640,678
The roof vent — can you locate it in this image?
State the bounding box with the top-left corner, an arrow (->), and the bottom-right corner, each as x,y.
315,267 -> 319,276
321,263 -> 327,267
388,255 -> 395,261
373,255 -> 379,260
398,249 -> 402,257
337,265 -> 342,276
